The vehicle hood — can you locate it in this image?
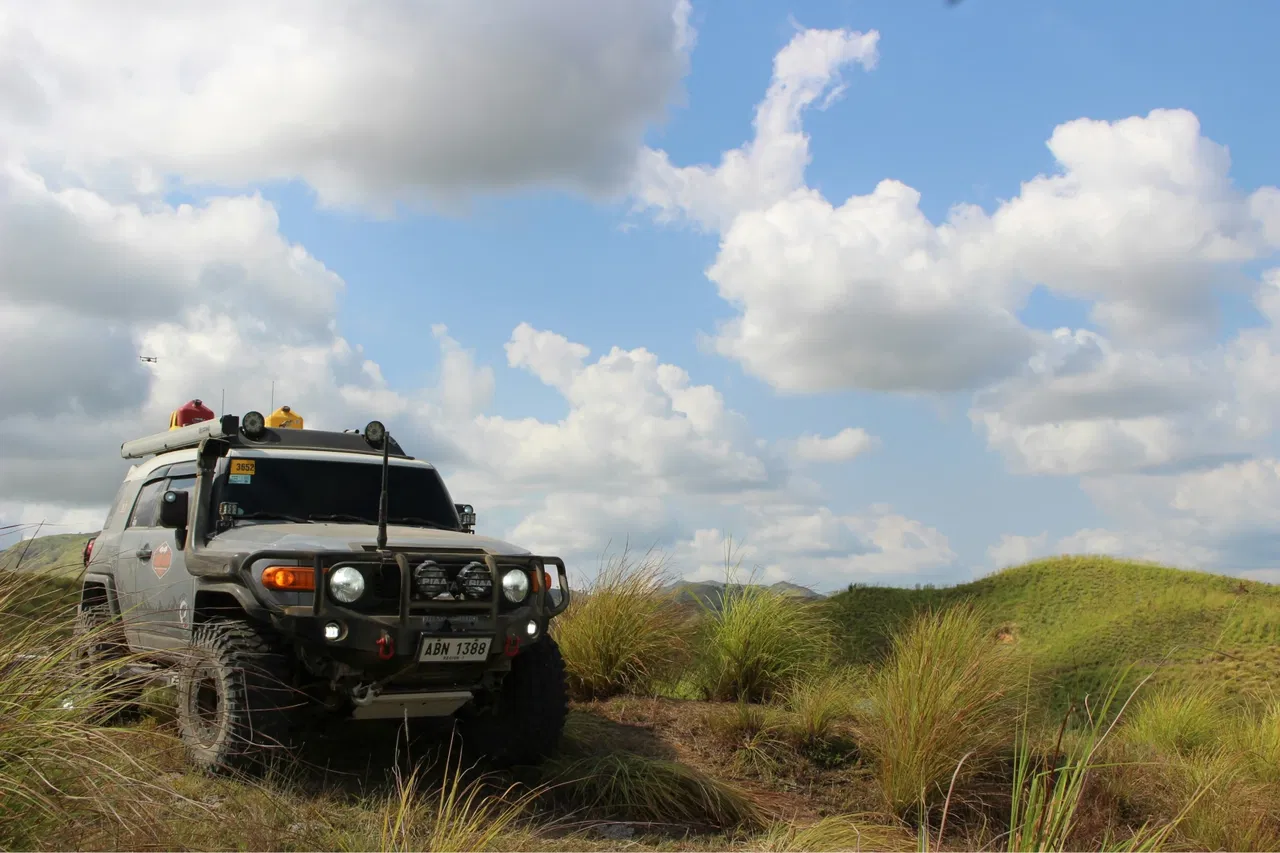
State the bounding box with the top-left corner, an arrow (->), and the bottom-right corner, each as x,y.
206,522 -> 534,557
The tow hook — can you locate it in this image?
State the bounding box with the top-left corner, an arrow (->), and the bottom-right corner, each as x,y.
503,635 -> 520,657
376,631 -> 395,660
350,683 -> 378,707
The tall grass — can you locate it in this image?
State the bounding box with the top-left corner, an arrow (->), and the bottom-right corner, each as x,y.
1231,695 -> 1280,784
551,546 -> 693,701
691,554 -> 837,703
0,571 -> 201,848
854,602 -> 1018,814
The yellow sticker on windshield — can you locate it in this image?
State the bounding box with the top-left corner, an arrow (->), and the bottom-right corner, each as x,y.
230,459 -> 256,475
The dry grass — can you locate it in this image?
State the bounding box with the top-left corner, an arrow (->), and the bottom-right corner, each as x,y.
552,546 -> 695,701
539,752 -> 768,835
755,815 -> 915,852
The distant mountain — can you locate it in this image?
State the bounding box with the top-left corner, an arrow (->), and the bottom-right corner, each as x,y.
664,578 -> 824,610
0,531 -> 98,578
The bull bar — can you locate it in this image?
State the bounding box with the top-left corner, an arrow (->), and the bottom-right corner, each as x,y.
234,547 -> 571,661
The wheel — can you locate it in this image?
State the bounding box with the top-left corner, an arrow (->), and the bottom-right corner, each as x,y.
175,619 -> 297,775
70,601 -> 145,723
454,635 -> 569,768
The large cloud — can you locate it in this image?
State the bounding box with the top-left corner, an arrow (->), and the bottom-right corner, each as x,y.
0,0 -> 693,210
636,29 -> 1279,395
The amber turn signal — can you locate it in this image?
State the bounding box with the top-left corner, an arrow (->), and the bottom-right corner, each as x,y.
261,566 -> 316,591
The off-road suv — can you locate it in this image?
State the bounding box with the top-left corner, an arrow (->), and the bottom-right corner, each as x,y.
75,408 -> 572,774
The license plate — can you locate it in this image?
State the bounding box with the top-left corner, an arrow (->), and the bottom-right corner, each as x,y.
417,635 -> 491,663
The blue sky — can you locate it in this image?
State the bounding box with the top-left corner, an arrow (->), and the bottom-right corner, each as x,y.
2,0 -> 1278,589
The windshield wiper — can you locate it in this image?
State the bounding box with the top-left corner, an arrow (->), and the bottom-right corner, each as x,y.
387,516 -> 454,530
235,511 -> 311,524
307,513 -> 377,524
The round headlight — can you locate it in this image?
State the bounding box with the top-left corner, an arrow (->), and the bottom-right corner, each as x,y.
501,569 -> 530,604
329,566 -> 366,603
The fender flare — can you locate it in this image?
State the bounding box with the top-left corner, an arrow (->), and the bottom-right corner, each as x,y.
192,582 -> 271,622
81,572 -> 121,617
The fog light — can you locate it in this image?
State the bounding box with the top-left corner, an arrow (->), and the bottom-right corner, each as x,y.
324,621 -> 342,641
526,620 -> 538,637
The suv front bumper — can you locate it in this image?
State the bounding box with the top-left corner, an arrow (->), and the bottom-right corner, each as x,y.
235,547 -> 571,668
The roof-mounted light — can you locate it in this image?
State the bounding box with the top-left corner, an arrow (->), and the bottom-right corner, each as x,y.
242,410 -> 266,438
364,420 -> 386,447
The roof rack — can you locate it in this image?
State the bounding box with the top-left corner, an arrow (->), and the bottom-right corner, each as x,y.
121,414 -> 411,460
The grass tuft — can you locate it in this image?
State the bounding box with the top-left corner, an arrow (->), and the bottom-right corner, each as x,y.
373,735 -> 543,852
756,814 -> 915,851
552,546 -> 693,701
541,752 -> 767,834
1121,682 -> 1229,758
691,554 -> 837,704
853,602 -> 1019,815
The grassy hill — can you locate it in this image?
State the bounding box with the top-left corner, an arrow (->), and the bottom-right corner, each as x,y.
826,555 -> 1280,711
0,531 -> 97,578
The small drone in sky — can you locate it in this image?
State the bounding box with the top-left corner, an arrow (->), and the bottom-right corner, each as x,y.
139,355 -> 158,364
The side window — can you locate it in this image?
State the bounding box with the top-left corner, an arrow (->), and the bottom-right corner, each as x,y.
127,479 -> 167,528
167,474 -> 197,497
102,481 -> 134,531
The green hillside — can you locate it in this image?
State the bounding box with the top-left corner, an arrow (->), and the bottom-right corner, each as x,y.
0,531 -> 98,578
826,555 -> 1280,711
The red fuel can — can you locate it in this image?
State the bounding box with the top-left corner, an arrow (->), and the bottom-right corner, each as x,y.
169,399 -> 216,430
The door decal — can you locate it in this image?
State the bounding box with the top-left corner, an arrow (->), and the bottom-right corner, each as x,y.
152,542 -> 173,578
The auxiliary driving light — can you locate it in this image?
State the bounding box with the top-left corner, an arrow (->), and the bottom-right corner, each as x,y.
242,410 -> 266,438
457,561 -> 492,600
324,622 -> 342,641
329,566 -> 366,603
364,420 -> 386,446
526,620 -> 539,638
501,568 -> 530,603
414,560 -> 449,598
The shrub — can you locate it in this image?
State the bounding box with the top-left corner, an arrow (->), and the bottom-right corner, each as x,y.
853,602 -> 1018,814
551,546 -> 693,701
692,577 -> 837,704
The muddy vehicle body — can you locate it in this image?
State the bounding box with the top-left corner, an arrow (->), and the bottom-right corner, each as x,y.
77,407 -> 571,773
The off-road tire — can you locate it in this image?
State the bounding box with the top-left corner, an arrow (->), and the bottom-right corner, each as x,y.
70,601 -> 145,723
455,635 -> 569,768
175,619 -> 296,776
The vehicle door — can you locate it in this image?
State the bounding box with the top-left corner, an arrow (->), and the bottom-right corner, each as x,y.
115,467 -> 197,651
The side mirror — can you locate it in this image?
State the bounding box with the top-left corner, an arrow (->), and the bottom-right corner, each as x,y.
159,489 -> 190,529
455,503 -> 476,533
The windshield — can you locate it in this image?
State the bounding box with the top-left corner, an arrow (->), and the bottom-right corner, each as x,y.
212,456 -> 461,530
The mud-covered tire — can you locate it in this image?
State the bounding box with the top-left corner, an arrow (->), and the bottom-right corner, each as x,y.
70,601 -> 145,723
455,635 -> 569,767
175,619 -> 297,775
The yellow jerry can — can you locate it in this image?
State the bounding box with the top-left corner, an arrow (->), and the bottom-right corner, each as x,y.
266,405 -> 304,429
